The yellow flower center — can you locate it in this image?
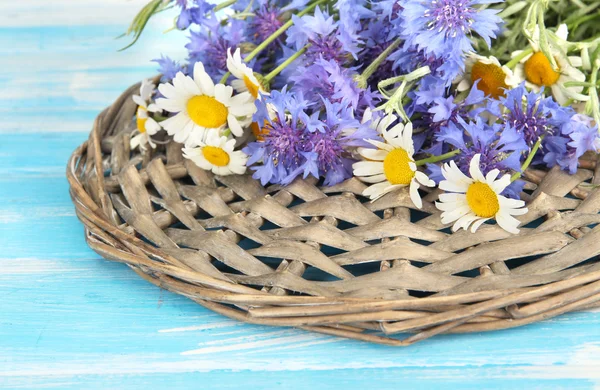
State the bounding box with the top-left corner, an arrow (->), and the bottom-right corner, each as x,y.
471,61 -> 509,99
251,120 -> 270,141
244,74 -> 260,99
202,146 -> 230,167
524,52 -> 561,87
186,95 -> 229,128
136,108 -> 147,133
383,148 -> 415,185
466,182 -> 500,218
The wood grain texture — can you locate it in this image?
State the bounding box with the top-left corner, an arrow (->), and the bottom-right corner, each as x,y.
1,1 -> 600,388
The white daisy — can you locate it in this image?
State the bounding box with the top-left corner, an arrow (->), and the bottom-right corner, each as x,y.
455,54 -> 519,99
130,79 -> 162,150
156,62 -> 255,144
436,154 -> 528,234
352,116 -> 435,208
182,131 -> 248,176
513,24 -> 587,105
227,48 -> 266,100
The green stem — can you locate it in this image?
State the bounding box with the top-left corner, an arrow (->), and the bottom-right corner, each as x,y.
264,45 -> 309,83
415,149 -> 461,167
511,136 -> 544,181
249,0 -> 327,63
356,38 -> 402,89
505,48 -> 533,69
119,0 -> 162,51
590,58 -> 600,130
214,0 -> 238,12
220,0 -> 328,84
378,75 -> 405,90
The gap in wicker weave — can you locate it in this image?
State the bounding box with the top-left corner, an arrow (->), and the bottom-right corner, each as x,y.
257,219 -> 280,232
454,269 -> 485,278
504,254 -> 547,270
212,261 -> 245,276
564,256 -> 600,270
319,244 -> 346,257
302,267 -> 343,282
407,290 -> 435,298
408,208 -> 432,224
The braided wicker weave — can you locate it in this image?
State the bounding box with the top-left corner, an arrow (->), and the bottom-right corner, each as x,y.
67,81 -> 600,346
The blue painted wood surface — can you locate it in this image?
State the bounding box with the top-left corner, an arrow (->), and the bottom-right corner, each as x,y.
1,2 -> 599,388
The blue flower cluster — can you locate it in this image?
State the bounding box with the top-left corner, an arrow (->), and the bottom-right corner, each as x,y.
150,0 -> 599,189
244,88 -> 377,186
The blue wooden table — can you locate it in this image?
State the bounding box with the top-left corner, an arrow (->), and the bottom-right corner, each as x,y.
1,2 -> 599,388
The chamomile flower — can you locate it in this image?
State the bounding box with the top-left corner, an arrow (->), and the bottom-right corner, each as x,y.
436,154 -> 528,234
513,25 -> 587,105
131,79 -> 162,150
455,54 -> 519,99
226,48 -> 266,100
157,62 -> 255,144
182,132 -> 248,176
353,116 -> 435,208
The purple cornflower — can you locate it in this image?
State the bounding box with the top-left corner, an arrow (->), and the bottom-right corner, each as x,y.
290,58 -> 377,112
244,88 -> 311,185
244,89 -> 376,186
248,6 -> 284,44
186,18 -> 246,77
290,99 -> 377,186
498,85 -> 575,147
491,85 -> 599,174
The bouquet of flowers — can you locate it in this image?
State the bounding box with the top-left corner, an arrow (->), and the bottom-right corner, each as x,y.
124,0 -> 600,235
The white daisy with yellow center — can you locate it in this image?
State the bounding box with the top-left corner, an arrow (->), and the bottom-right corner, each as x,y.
353,116 -> 435,208
182,132 -> 248,176
436,154 -> 528,234
455,54 -> 519,99
513,24 -> 587,105
131,79 -> 162,150
227,48 -> 266,100
156,62 -> 255,144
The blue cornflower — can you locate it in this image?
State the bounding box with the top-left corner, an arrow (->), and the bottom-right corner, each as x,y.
498,85 -> 575,147
152,55 -> 186,82
413,79 -> 487,154
400,0 -> 503,58
290,58 -> 369,111
398,0 -> 504,82
287,7 -> 351,64
175,0 -> 215,30
391,46 -> 457,83
335,0 -> 375,43
566,114 -> 600,157
436,119 -> 528,198
545,114 -> 600,174
357,18 -> 399,85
